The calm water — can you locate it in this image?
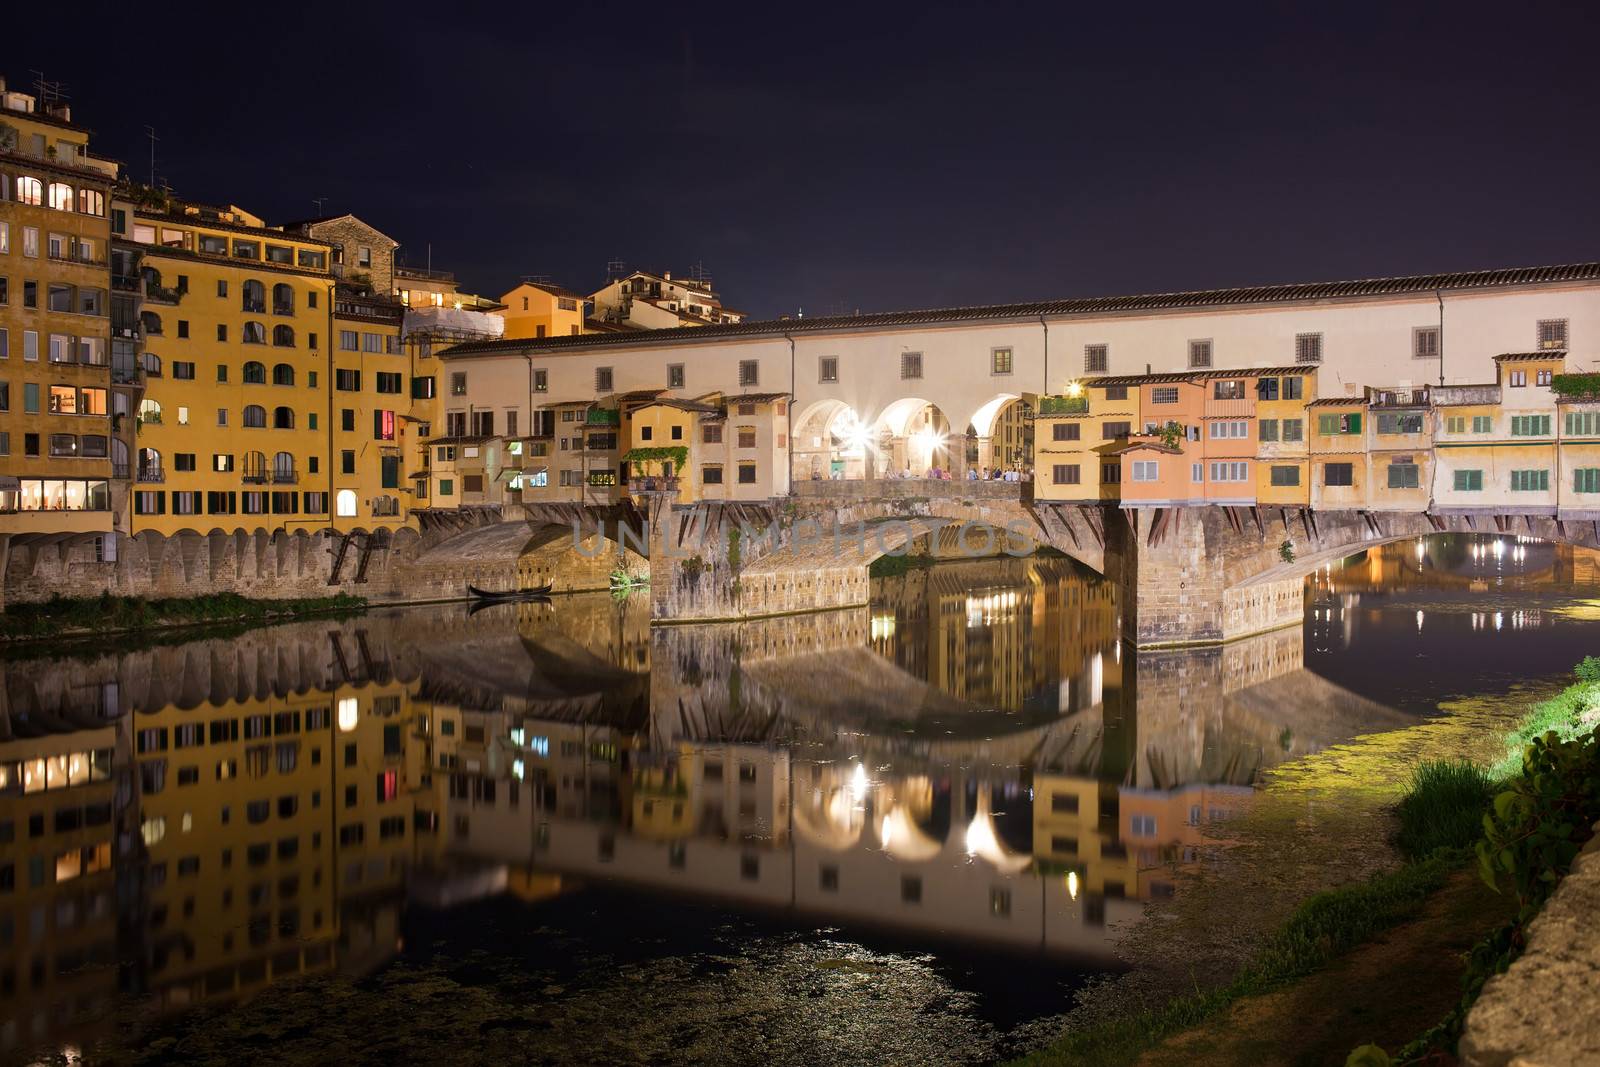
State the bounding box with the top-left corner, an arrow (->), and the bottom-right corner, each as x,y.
3,534 -> 1599,1065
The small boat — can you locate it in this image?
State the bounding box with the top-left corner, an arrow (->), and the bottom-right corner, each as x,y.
467,583 -> 553,601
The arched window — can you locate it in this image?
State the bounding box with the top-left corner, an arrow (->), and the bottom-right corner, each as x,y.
140,266 -> 163,290
112,437 -> 129,474
77,188 -> 104,216
273,406 -> 295,429
272,325 -> 295,347
241,279 -> 266,313
139,352 -> 162,376
48,182 -> 74,211
273,451 -> 296,481
272,363 -> 295,386
243,404 -> 267,428
243,450 -> 267,481
242,321 -> 266,345
243,361 -> 266,384
17,176 -> 42,205
336,489 -> 359,518
272,283 -> 294,315
136,399 -> 162,426
140,311 -> 163,336
137,447 -> 162,478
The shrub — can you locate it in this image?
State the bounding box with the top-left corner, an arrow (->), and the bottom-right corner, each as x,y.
1575,656 -> 1600,683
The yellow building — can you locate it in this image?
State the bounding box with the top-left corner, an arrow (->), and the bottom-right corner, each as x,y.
1254,371 -> 1314,506
1365,387 -> 1433,512
1033,381 -> 1140,503
118,198 -> 335,535
1433,354 -> 1563,514
1307,396 -> 1367,509
0,78 -> 119,535
330,288 -> 410,530
499,281 -> 586,339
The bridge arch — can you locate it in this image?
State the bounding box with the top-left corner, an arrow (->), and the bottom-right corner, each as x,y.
403,512 -> 649,600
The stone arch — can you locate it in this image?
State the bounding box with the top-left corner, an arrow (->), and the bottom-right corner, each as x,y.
872,397 -> 954,477
792,398 -> 869,481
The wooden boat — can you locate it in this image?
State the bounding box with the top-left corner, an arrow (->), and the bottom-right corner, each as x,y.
467,583 -> 553,600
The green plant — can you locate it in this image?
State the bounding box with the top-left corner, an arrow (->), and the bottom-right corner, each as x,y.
1549,373 -> 1600,399
1157,420 -> 1183,449
726,527 -> 741,570
1038,394 -> 1089,415
1575,656 -> 1600,683
1394,760 -> 1493,860
1279,539 -> 1296,563
621,445 -> 689,472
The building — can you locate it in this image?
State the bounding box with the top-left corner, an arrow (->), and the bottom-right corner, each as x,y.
588,269 -> 744,331
0,76 -> 120,536
116,197 -> 336,534
499,280 -> 586,339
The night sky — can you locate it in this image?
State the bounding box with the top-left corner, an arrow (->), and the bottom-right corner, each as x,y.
12,2 -> 1599,318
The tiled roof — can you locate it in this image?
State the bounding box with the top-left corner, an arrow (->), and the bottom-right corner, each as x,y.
1088,365 -> 1311,387
445,262 -> 1600,357
1305,397 -> 1367,407
513,280 -> 587,301
1493,351 -> 1567,361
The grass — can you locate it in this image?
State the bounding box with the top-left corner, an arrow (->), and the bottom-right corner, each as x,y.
0,592 -> 367,642
1393,760 -> 1494,860
1488,675 -> 1600,778
1015,851 -> 1462,1067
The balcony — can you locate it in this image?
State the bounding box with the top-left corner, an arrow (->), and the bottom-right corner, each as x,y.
272,303 -> 294,316
1370,387 -> 1430,408
136,467 -> 165,484
242,471 -> 269,485
112,273 -> 142,293
271,470 -> 299,485
144,284 -> 184,305
1037,395 -> 1089,415
135,411 -> 162,426
1203,397 -> 1256,419
242,300 -> 266,314
396,265 -> 456,284
49,249 -> 108,268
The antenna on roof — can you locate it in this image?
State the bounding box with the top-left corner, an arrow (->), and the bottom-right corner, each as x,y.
312,196 -> 327,214
524,273 -> 552,285
606,258 -> 627,283
145,126 -> 159,187
30,71 -> 68,108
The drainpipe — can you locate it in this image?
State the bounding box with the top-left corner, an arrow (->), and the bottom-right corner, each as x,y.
1039,315 -> 1050,396
1435,289 -> 1445,387
784,333 -> 796,496
326,284 -> 335,533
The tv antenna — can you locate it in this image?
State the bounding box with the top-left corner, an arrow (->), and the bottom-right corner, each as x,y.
312,196 -> 327,214
605,258 -> 627,282
145,126 -> 159,187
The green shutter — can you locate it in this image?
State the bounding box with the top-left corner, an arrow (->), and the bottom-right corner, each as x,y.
1346,413 -> 1361,434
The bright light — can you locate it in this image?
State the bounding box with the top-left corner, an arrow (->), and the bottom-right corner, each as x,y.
512,759 -> 525,781
1066,381 -> 1083,398
1066,871 -> 1080,900
914,426 -> 946,454
838,411 -> 873,452
337,697 -> 359,732
1415,540 -> 1426,561
848,763 -> 869,804
1416,609 -> 1425,632
1493,538 -> 1505,560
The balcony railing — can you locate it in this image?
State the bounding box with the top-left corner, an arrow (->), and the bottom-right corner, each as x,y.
271,470 -> 298,484
112,273 -> 141,292
272,303 -> 294,316
136,467 -> 165,483
242,300 -> 266,313
242,471 -> 269,485
49,249 -> 109,268
112,463 -> 130,480
1370,387 -> 1430,408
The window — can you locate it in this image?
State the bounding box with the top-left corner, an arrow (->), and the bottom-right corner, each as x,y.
1102,421 -> 1131,440
1051,423 -> 1080,442
1084,344 -> 1108,373
1574,468 -> 1600,494
1209,420 -> 1248,439
1376,412 -> 1424,435
1188,339 -> 1212,368
336,369 -> 361,391
901,352 -> 923,379
1453,469 -> 1484,491
1446,415 -> 1466,434
339,330 -> 358,351
702,464 -> 724,484
1270,465 -> 1300,486
1258,419 -> 1279,441
16,176 -> 42,205
737,427 -> 757,449
243,405 -> 266,428
1294,333 -> 1323,364
1511,415 -> 1550,436
1213,379 -> 1244,400
532,369 -> 547,392
595,367 -> 613,392
991,347 -> 1013,375
1566,412 -> 1600,436
361,332 -> 382,353
1101,462 -> 1121,484
702,423 -> 723,444
737,464 -> 757,484
1150,387 -> 1179,404
1208,461 -> 1248,482
1131,460 -> 1159,481
1414,326 -> 1440,360
1508,370 -> 1528,388
738,360 -> 759,386
1510,469 -> 1550,492
1052,464 -> 1081,484
663,363 -> 686,389
1387,463 -> 1420,489
1316,412 -> 1362,435
336,490 -> 358,517
1473,415 -> 1493,433
1537,319 -> 1568,350
1323,462 -> 1355,487
375,372 -> 402,394
819,356 -> 838,383
1537,369 -> 1552,386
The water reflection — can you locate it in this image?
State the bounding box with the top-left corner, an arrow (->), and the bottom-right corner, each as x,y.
10,537 -> 1600,1061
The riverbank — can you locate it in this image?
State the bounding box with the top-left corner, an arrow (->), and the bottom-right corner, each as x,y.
1018,667 -> 1600,1067
0,591 -> 368,645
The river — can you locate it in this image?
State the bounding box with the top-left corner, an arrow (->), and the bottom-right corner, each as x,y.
2,533 -> 1597,1065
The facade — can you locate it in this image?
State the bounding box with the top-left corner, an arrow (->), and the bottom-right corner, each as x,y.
116,199 -> 336,534
499,281 -> 586,339
588,269 -> 744,331
0,79 -> 119,535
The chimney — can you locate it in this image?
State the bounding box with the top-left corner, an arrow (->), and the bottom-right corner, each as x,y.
47,103 -> 71,122
663,270 -> 672,281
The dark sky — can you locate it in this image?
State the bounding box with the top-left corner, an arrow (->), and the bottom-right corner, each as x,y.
12,2 -> 1599,318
